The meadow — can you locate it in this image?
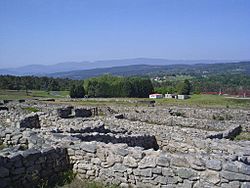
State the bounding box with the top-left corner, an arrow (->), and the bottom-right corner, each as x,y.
0,90 -> 250,109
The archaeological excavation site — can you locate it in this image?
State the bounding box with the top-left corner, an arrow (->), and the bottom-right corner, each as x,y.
0,99 -> 249,188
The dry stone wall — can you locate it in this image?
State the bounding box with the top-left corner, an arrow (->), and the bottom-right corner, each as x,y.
0,100 -> 250,188
69,142 -> 250,188
0,147 -> 71,188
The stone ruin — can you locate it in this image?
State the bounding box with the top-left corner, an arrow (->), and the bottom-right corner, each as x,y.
0,100 -> 249,188
17,113 -> 40,129
57,106 -> 93,118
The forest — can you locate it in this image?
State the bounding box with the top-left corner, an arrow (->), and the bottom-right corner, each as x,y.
0,75 -> 82,91
0,73 -> 250,98
153,74 -> 250,96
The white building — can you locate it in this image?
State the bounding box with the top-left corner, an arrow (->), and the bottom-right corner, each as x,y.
177,95 -> 189,100
149,94 -> 163,99
165,94 -> 177,99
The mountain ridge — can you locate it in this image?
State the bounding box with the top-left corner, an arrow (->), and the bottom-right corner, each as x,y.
0,58 -> 236,76
48,61 -> 250,80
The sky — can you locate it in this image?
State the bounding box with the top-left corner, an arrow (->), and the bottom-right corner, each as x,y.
0,0 -> 250,68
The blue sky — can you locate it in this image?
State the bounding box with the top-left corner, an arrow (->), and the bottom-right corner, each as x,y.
0,0 -> 250,68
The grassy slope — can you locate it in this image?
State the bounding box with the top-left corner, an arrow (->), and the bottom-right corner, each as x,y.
0,90 -> 69,100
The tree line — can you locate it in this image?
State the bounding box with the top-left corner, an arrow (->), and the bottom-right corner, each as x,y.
0,75 -> 154,98
1,74 -> 249,98
153,74 -> 250,95
0,75 -> 82,91
83,75 -> 154,98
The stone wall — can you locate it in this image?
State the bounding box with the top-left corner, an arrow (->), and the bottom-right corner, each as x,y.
0,101 -> 250,187
0,147 -> 71,188
73,133 -> 159,150
75,108 -> 92,118
68,142 -> 250,188
17,113 -> 40,129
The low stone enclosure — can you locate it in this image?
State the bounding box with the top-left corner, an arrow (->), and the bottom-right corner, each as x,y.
0,100 -> 250,188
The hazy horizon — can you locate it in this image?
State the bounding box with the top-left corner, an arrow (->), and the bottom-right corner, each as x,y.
1,0 -> 250,68
1,57 -> 248,69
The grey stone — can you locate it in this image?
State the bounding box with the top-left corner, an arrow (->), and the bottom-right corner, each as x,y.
18,113 -> 40,129
220,170 -> 250,181
162,168 -> 174,176
12,167 -> 25,175
180,179 -> 194,188
152,167 -> 162,174
21,148 -> 41,158
237,162 -> 250,175
139,156 -> 156,168
120,183 -> 129,188
223,162 -> 238,172
0,167 -> 9,178
113,163 -> 127,173
0,177 -> 11,188
241,182 -> 250,188
171,157 -> 190,167
221,181 -> 240,188
133,169 -> 152,177
80,142 -> 97,153
57,107 -> 72,118
167,176 -> 179,184
123,156 -> 138,168
115,148 -> 129,156
155,176 -> 168,184
189,157 -> 206,171
201,170 -> 220,184
157,156 -> 170,167
91,158 -> 101,165
206,159 -> 222,171
176,167 -> 198,179
75,108 -> 92,118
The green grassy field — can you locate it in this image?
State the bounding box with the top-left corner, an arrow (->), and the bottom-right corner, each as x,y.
156,94 -> 250,108
59,94 -> 250,109
0,90 -> 69,100
0,90 -> 249,109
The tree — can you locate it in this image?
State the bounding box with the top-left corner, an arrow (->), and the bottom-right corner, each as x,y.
70,84 -> 85,98
177,79 -> 191,95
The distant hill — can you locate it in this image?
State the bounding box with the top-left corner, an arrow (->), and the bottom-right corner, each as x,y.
0,58 -> 229,76
0,62 -> 89,75
49,61 -> 250,80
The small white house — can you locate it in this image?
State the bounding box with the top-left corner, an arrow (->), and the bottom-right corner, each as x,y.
177,95 -> 189,100
149,94 -> 163,99
165,94 -> 177,99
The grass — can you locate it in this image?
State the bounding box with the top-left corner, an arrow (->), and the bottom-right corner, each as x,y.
0,90 -> 69,100
0,141 -> 6,150
61,94 -> 250,109
0,90 -> 249,108
22,107 -> 40,112
234,132 -> 250,141
156,94 -> 250,109
61,178 -> 119,188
